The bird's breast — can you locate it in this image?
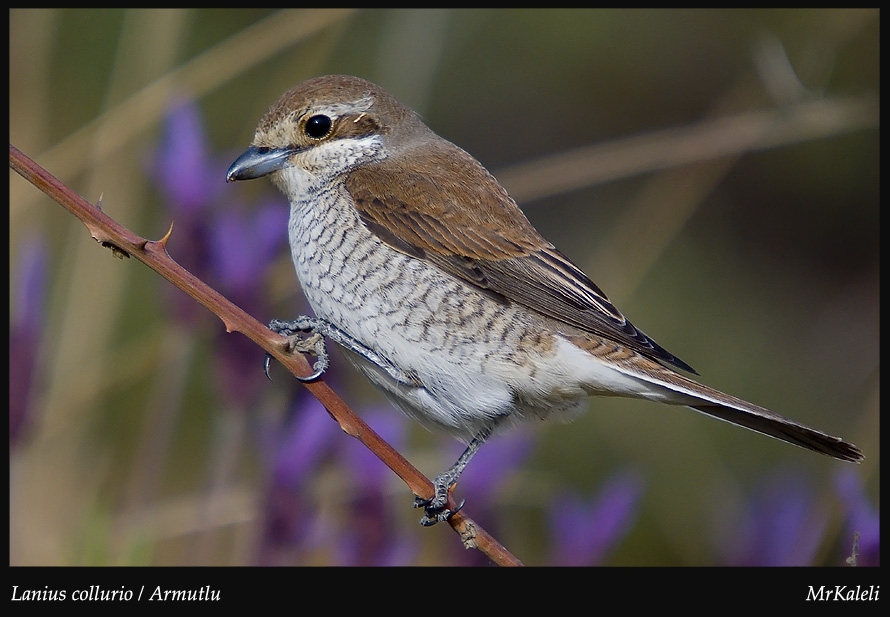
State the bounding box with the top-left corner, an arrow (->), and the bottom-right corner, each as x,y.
285,183 -> 599,435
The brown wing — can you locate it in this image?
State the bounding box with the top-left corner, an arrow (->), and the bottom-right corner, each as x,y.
345,141 -> 696,373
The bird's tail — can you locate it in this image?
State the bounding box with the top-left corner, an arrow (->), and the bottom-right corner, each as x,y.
687,401 -> 863,462
602,347 -> 865,463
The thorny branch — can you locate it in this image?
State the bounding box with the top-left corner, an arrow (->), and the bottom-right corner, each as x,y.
9,142 -> 523,567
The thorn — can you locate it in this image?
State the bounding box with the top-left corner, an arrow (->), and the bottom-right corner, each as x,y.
96,192 -> 104,211
157,221 -> 175,249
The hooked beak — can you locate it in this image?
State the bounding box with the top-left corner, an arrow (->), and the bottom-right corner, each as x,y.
226,145 -> 297,182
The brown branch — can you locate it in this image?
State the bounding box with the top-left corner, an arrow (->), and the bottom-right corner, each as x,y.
9,142 -> 523,567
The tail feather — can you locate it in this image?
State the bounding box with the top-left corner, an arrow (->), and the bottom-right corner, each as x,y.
689,403 -> 863,463
595,345 -> 865,463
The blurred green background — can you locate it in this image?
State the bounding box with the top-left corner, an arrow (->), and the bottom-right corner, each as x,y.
10,9 -> 878,566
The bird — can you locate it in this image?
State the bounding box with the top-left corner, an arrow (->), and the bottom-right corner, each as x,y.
226,75 -> 863,526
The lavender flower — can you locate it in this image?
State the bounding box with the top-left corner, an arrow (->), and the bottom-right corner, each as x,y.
714,468 -> 829,566
834,469 -> 879,566
548,470 -> 644,566
9,236 -> 47,445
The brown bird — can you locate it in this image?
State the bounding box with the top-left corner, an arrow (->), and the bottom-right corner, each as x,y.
227,75 -> 863,525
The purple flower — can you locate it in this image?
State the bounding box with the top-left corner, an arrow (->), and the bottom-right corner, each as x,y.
271,396 -> 341,489
152,94 -> 290,401
334,409 -> 420,566
209,202 -> 288,298
713,468 -> 829,566
207,202 -> 287,405
331,408 -> 418,566
151,98 -> 220,322
10,236 -> 47,444
834,469 -> 879,566
341,407 -> 408,492
153,96 -> 221,213
548,470 -> 644,566
254,396 -> 342,565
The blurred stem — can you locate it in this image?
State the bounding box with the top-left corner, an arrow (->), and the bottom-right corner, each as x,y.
500,95 -> 877,205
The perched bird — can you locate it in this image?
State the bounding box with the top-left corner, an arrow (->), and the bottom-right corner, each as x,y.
227,75 -> 863,525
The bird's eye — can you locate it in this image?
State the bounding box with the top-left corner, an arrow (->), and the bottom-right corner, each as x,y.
305,115 -> 332,139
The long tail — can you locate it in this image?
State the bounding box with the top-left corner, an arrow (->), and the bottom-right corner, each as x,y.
688,402 -> 863,462
603,348 -> 865,462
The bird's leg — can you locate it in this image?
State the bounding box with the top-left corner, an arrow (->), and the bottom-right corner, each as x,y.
415,418 -> 503,526
267,317 -> 420,386
269,315 -> 503,526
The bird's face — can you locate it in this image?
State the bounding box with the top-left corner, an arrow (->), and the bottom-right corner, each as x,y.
227,75 -> 427,198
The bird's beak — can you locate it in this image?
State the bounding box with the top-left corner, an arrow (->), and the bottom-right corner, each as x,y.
226,145 -> 296,182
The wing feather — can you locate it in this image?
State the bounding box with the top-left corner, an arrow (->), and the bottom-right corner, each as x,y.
345,142 -> 695,373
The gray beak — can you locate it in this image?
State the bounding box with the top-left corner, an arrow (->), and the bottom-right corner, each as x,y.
226,146 -> 296,182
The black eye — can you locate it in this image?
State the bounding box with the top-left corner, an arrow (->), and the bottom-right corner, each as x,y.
305,114 -> 332,139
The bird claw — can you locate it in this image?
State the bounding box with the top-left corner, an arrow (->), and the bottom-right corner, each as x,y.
267,316 -> 422,387
414,494 -> 465,527
413,471 -> 465,526
266,318 -> 330,382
